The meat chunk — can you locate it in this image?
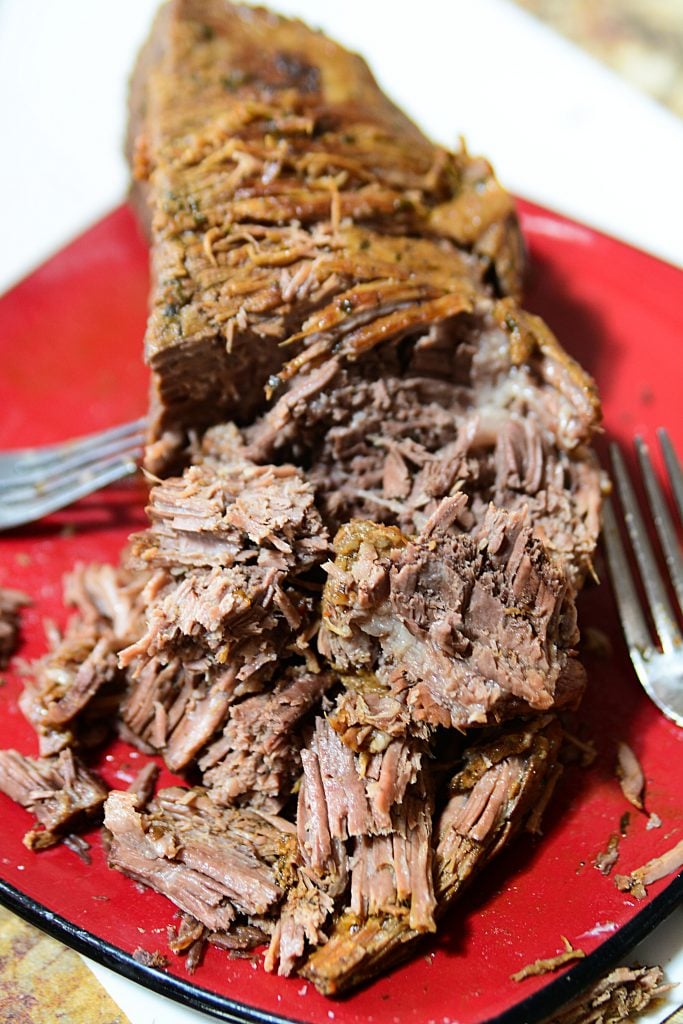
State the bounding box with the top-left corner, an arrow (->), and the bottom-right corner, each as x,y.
321,500 -> 585,731
0,748 -> 107,849
20,565 -> 151,755
266,716 -> 433,977
105,785 -> 292,933
131,428 -> 328,573
0,588 -> 29,668
199,665 -> 335,812
301,716 -> 562,994
246,304 -> 602,586
128,0 -> 524,469
552,966 -> 668,1024
118,564 -> 317,771
119,443 -> 329,772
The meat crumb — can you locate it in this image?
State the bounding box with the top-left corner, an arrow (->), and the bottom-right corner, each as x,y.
132,947 -> 168,969
594,834 -> 620,876
510,936 -> 585,982
615,838 -> 683,899
646,812 -> 662,831
526,764 -> 563,835
616,742 -> 645,810
126,761 -> 159,808
550,965 -> 669,1024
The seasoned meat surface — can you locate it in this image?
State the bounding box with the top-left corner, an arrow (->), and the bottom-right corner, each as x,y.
129,0 -> 526,469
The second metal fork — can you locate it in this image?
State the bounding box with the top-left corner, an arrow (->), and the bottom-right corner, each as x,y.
0,418 -> 146,531
603,428 -> 683,726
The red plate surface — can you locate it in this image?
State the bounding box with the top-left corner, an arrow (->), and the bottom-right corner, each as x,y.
0,201 -> 682,1024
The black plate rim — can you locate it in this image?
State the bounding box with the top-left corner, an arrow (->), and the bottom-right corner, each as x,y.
0,870 -> 681,1024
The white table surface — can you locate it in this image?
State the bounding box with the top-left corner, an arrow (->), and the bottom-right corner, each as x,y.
0,2 -> 681,1021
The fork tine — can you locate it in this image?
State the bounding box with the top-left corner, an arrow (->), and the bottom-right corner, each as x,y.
0,418 -> 147,478
0,444 -> 143,505
636,436 -> 683,613
610,442 -> 682,654
0,432 -> 145,491
0,457 -> 138,531
659,427 -> 683,521
602,495 -> 653,654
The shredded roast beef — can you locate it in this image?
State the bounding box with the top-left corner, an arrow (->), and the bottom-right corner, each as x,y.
321,499 -> 585,731
118,441 -> 329,772
118,563 -> 316,769
301,716 -> 562,994
0,748 -> 107,849
105,785 -> 293,933
550,966 -> 669,1024
0,0 -> 609,1001
246,305 -> 602,586
199,665 -> 335,812
20,565 -> 151,756
131,425 -> 328,573
265,716 -> 434,978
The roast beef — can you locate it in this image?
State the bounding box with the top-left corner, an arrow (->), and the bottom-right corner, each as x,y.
118,442 -> 329,772
128,0 -> 525,469
118,564 -> 317,770
0,0 -> 607,999
301,716 -> 562,994
130,424 -> 328,573
246,302 -> 602,586
321,499 -> 585,731
199,665 -> 335,812
265,715 -> 434,977
105,785 -> 293,933
20,565 -> 151,756
0,748 -> 108,849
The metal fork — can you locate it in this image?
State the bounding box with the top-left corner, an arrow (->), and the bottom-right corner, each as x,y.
603,428 -> 683,726
0,418 -> 146,530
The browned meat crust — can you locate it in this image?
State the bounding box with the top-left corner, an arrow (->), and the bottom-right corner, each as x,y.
128,0 -> 527,469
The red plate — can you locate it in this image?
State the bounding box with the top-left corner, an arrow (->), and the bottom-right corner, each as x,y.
0,201 -> 682,1024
